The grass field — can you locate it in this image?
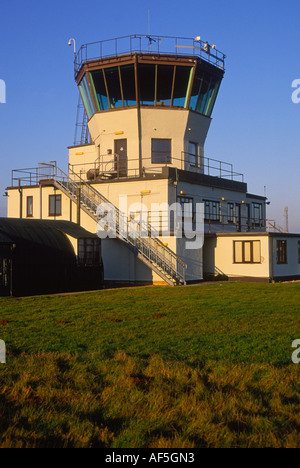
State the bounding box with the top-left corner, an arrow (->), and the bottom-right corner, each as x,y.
0,282 -> 299,448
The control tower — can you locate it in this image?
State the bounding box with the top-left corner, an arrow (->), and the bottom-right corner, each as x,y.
8,35 -> 270,285
71,34 -> 226,179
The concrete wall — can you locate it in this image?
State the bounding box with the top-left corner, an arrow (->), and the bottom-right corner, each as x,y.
69,144 -> 99,177
203,235 -> 270,280
7,186 -> 76,224
140,108 -> 210,168
74,108 -> 211,177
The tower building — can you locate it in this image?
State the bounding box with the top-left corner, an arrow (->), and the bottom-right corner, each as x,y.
6,35 -> 300,286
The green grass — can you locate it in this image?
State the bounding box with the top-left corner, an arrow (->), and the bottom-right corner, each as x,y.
0,282 -> 299,448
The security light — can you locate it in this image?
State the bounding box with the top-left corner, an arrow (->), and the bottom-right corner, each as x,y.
68,38 -> 76,54
194,36 -> 201,41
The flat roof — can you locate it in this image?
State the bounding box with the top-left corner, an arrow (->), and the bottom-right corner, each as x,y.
205,232 -> 300,238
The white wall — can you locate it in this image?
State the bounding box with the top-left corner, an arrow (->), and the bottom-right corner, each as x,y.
79,108 -> 211,177
203,235 -> 270,279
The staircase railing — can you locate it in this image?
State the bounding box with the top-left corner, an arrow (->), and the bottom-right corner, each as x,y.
267,219 -> 288,234
38,162 -> 187,285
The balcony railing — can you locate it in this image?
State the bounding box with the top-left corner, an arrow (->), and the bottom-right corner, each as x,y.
10,162 -> 285,236
74,34 -> 226,76
67,153 -> 244,183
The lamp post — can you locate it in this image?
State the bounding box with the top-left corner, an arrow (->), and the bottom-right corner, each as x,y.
68,38 -> 76,55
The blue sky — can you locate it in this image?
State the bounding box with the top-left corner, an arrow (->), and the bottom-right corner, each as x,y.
0,0 -> 300,231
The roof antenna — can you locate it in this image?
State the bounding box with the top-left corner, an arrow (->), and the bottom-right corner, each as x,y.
284,206 -> 289,233
146,9 -> 155,52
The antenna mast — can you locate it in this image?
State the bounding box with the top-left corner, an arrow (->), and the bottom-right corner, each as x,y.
284,206 -> 289,233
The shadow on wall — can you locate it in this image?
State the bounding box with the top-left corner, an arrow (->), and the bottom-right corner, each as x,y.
202,236 -> 228,281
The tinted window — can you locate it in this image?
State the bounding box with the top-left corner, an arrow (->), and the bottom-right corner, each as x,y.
152,139 -> 171,164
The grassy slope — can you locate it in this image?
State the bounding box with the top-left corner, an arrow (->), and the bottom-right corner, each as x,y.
0,283 -> 299,448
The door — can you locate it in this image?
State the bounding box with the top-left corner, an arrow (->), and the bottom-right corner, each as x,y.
0,258 -> 11,296
114,139 -> 128,177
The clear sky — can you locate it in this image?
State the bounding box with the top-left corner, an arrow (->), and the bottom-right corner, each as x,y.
0,0 -> 300,231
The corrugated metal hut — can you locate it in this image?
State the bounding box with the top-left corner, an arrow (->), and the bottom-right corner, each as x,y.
0,219 -> 104,296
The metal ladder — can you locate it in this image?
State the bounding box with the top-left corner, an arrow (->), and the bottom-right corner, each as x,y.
39,163 -> 187,286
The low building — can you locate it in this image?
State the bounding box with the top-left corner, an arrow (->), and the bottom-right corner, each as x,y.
0,219 -> 104,296
204,232 -> 300,282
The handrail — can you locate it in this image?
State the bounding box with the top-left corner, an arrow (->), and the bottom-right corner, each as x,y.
267,219 -> 288,234
43,163 -> 187,284
71,167 -> 187,277
67,152 -> 244,183
74,34 -> 226,76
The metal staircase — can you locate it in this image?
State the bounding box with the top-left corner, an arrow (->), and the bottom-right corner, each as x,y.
39,162 -> 187,286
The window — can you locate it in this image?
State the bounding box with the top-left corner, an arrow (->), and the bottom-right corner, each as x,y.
173,66 -> 192,107
78,75 -> 95,120
178,196 -> 194,233
228,203 -> 234,223
151,139 -> 171,164
81,62 -> 222,117
189,68 -> 222,117
253,203 -> 263,226
120,65 -> 137,106
27,196 -> 33,218
104,67 -> 123,108
78,238 -> 100,266
90,70 -> 110,111
277,240 -> 287,264
157,65 -> 174,106
188,142 -> 198,167
204,200 -> 220,222
234,241 -> 261,264
49,195 -> 62,217
139,64 -> 156,106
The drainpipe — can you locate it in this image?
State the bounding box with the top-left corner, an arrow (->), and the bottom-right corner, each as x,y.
18,180 -> 22,219
174,168 -> 179,236
270,235 -> 274,282
134,55 -> 143,177
40,185 -> 43,219
77,186 -> 81,225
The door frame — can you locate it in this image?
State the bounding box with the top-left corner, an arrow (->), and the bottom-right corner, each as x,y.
114,139 -> 128,177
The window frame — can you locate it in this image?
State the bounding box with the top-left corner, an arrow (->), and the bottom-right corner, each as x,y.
204,200 -> 221,222
227,202 -> 235,224
188,142 -> 199,168
252,202 -> 263,226
49,195 -> 62,217
177,196 -> 195,234
78,238 -> 101,267
26,196 -> 33,218
276,240 -> 287,265
233,240 -> 261,264
151,138 -> 172,164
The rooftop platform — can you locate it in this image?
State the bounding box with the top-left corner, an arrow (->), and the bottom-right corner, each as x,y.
9,155 -> 245,193
74,34 -> 226,77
